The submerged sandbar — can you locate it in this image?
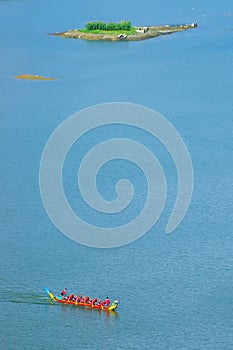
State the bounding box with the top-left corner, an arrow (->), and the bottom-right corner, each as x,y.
15,74 -> 56,81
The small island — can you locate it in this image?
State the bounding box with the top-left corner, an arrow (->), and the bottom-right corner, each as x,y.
50,20 -> 197,41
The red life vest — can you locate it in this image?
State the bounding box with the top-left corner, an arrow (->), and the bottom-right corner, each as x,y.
104,298 -> 110,306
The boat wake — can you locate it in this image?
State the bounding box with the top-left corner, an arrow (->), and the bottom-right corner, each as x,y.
0,289 -> 58,306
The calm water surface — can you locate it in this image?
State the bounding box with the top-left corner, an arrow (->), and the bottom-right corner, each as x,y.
1,1 -> 233,349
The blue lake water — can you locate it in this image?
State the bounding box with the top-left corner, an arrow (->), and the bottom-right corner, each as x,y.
1,0 -> 233,349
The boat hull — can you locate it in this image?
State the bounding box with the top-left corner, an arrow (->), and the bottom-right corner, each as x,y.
44,287 -> 118,311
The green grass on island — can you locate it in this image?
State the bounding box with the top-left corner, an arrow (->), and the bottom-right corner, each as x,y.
79,20 -> 136,35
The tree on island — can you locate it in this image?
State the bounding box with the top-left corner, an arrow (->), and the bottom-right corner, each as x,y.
85,20 -> 131,31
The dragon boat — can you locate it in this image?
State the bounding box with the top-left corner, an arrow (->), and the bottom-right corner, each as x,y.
44,287 -> 119,311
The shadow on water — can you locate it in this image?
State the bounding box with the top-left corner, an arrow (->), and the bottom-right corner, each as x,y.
59,302 -> 118,319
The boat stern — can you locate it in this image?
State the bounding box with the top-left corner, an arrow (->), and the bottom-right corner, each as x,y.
44,286 -> 55,300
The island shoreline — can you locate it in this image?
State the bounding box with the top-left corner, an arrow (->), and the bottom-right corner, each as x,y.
49,23 -> 198,41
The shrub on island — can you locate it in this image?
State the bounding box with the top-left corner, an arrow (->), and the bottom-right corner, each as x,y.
85,20 -> 131,31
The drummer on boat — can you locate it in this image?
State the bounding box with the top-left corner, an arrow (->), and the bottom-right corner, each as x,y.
60,288 -> 67,299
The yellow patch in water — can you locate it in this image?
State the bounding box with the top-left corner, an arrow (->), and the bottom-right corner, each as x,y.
15,74 -> 56,81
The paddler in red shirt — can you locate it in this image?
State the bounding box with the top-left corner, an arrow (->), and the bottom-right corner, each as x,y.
103,297 -> 110,306
76,295 -> 81,302
68,294 -> 75,301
